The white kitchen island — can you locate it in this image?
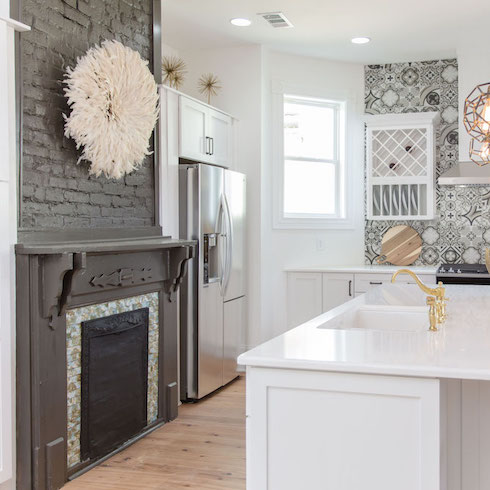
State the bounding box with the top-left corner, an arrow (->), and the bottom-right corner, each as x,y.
238,284 -> 490,490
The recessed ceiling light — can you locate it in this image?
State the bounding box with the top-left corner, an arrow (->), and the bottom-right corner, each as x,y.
230,18 -> 252,27
351,37 -> 371,44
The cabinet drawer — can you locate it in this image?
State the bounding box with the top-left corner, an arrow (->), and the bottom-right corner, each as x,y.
355,273 -> 393,293
355,273 -> 436,293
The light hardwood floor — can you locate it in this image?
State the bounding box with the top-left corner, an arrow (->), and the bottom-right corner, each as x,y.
65,377 -> 246,490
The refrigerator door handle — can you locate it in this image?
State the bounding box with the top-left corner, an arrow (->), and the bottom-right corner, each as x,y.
216,194 -> 227,295
223,193 -> 233,294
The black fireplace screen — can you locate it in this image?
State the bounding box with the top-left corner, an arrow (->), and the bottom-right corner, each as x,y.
80,308 -> 149,461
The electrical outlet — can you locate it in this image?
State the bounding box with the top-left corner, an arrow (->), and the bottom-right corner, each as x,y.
316,238 -> 326,251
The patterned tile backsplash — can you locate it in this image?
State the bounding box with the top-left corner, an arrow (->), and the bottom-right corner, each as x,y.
364,59 -> 490,265
66,293 -> 160,468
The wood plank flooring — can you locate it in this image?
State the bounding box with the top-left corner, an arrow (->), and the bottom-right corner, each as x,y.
64,377 -> 246,489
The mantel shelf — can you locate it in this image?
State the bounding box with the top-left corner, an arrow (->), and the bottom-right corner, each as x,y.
16,237 -> 196,255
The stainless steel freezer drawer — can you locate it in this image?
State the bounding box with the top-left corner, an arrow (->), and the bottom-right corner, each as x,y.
223,296 -> 245,385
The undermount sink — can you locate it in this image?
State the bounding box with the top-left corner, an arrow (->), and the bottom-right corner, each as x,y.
353,306 -> 429,332
318,305 -> 430,332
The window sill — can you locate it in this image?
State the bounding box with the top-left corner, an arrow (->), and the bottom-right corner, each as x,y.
273,215 -> 356,230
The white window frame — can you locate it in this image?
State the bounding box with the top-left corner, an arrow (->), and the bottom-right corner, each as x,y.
272,80 -> 356,230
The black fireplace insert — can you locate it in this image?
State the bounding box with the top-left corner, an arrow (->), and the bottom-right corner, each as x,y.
80,308 -> 149,461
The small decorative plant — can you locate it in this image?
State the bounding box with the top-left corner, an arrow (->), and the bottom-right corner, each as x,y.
198,73 -> 222,104
162,56 -> 187,90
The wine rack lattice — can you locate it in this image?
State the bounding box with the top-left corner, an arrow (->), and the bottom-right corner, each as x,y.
372,128 -> 428,177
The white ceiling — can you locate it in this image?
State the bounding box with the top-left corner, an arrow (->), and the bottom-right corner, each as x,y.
162,0 -> 490,64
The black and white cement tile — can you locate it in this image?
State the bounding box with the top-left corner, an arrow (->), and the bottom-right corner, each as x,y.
364,59 -> 490,265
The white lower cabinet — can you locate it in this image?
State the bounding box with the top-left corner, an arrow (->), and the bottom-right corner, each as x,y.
286,273 -> 323,328
287,270 -> 436,329
287,272 -> 353,328
246,366 -> 440,490
322,272 -> 354,311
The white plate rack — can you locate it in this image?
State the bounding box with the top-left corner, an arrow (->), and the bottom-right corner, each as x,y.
365,112 -> 440,220
372,183 -> 427,217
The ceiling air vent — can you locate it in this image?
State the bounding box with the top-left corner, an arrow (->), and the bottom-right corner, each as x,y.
258,12 -> 294,28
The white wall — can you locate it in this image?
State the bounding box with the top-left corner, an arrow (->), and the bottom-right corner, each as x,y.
0,4 -> 20,489
162,41 -> 180,59
179,45 -> 264,351
260,50 -> 365,341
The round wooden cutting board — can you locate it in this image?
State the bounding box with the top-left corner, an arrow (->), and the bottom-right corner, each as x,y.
377,225 -> 422,266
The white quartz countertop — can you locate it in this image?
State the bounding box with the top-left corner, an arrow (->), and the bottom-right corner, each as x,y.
238,284 -> 490,380
285,264 -> 437,274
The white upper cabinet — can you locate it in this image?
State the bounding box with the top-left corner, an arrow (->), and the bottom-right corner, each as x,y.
365,112 -> 440,220
207,109 -> 232,167
179,95 -> 233,167
179,97 -> 208,162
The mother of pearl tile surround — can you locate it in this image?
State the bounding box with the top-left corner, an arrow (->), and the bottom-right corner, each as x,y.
66,292 -> 159,468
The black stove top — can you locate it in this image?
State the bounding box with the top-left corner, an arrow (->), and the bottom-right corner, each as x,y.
436,263 -> 490,284
437,264 -> 489,275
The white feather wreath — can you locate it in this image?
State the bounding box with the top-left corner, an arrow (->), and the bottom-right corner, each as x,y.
64,40 -> 159,180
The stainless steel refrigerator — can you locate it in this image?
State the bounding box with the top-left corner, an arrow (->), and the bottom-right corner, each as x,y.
179,162 -> 246,400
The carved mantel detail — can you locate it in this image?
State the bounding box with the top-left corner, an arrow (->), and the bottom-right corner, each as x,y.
90,268 -> 153,288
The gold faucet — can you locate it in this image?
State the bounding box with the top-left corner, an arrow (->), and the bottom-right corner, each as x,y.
391,269 -> 448,331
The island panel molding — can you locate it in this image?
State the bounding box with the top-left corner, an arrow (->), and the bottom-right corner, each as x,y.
364,59 -> 490,265
245,367 -> 440,490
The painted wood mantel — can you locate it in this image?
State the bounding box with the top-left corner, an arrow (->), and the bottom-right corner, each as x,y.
15,237 -> 194,490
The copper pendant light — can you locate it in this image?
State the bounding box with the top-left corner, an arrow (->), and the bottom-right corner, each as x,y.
464,82 -> 490,166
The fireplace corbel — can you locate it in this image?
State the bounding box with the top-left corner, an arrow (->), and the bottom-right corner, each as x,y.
41,252 -> 87,329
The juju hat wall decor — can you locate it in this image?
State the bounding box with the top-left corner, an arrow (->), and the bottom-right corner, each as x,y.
64,40 -> 159,179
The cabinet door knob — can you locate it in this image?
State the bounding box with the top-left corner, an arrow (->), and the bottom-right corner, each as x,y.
348,280 -> 352,297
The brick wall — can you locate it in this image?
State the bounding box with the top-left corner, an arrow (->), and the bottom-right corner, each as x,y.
20,0 -> 156,229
